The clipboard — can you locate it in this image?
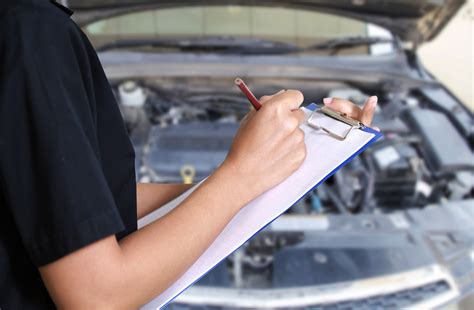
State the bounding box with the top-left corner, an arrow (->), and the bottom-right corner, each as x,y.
141,103 -> 382,309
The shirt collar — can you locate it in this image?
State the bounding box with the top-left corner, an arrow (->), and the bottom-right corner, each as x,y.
50,0 -> 74,17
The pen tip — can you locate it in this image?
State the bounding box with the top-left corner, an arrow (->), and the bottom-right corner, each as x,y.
234,77 -> 243,85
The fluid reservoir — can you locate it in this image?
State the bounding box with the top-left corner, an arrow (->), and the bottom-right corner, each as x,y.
118,80 -> 147,107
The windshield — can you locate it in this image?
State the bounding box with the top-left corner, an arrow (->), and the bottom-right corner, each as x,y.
84,5 -> 394,55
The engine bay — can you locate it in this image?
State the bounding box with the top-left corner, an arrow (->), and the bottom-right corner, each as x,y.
112,77 -> 474,291
114,77 -> 473,215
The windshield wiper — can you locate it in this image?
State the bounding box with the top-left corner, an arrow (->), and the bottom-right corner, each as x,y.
305,36 -> 396,55
96,36 -> 299,54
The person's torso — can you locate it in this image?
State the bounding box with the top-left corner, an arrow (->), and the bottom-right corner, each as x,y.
0,1 -> 137,307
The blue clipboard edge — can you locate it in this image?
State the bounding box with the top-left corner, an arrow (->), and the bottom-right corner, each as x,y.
159,103 -> 383,309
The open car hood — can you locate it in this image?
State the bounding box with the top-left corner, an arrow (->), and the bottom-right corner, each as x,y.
69,0 -> 465,45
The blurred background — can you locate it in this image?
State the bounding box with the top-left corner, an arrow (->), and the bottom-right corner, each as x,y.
419,0 -> 473,112
66,0 -> 473,309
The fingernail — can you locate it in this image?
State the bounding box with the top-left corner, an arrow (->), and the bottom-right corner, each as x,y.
323,98 -> 333,105
276,89 -> 286,95
369,96 -> 378,106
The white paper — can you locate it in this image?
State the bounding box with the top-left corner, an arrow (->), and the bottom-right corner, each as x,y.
141,107 -> 378,309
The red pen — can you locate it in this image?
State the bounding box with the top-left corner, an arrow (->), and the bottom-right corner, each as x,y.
235,78 -> 262,111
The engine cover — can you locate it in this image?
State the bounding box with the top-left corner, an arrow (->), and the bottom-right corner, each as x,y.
143,123 -> 238,183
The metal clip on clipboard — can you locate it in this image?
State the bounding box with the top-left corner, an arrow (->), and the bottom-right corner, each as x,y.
307,105 -> 365,141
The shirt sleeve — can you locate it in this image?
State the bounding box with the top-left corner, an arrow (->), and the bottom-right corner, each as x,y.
0,8 -> 125,267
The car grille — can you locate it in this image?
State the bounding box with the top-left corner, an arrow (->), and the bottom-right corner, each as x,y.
167,280 -> 450,309
303,280 -> 450,309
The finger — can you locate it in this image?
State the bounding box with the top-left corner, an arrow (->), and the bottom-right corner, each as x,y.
323,97 -> 361,119
272,89 -> 304,110
291,109 -> 306,126
360,96 -> 378,126
259,90 -> 286,104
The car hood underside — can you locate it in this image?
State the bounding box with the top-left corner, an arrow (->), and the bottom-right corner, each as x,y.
69,0 -> 465,46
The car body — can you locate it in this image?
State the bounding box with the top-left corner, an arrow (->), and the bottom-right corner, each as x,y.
68,1 -> 473,308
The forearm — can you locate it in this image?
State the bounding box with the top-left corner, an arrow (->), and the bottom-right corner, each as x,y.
136,183 -> 194,219
119,164 -> 251,306
41,163 -> 254,308
40,90 -> 312,309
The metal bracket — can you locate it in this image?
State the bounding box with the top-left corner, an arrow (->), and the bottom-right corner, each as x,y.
307,106 -> 364,141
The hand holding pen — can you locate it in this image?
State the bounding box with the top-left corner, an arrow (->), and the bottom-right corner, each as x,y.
221,79 -> 307,200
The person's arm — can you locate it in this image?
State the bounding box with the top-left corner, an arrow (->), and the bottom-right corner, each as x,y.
38,90 -> 309,308
41,162 -> 260,309
136,183 -> 194,219
39,92 -> 378,309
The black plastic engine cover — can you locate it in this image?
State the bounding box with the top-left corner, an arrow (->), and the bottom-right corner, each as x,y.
143,123 -> 238,182
405,109 -> 473,174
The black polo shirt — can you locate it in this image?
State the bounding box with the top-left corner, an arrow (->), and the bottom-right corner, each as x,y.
0,0 -> 137,308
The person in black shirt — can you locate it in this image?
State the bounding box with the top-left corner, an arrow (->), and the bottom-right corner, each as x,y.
0,0 -> 377,308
